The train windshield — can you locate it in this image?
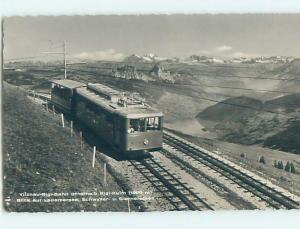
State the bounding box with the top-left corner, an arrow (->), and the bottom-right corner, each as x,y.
52,84 -> 72,101
128,117 -> 161,133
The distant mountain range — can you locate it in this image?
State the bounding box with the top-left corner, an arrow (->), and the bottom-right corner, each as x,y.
124,53 -> 295,64
184,55 -> 295,64
125,54 -> 169,63
184,55 -> 225,64
229,56 -> 295,64
6,53 -> 296,65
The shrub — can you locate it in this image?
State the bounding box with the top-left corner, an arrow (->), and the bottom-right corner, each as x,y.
240,153 -> 245,158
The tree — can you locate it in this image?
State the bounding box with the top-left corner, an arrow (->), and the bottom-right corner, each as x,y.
290,163 -> 296,174
259,156 -> 266,164
277,161 -> 284,169
285,161 -> 291,172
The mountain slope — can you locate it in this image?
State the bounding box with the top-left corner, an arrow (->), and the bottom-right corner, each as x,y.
196,94 -> 300,153
264,93 -> 300,112
264,121 -> 300,154
197,96 -> 262,122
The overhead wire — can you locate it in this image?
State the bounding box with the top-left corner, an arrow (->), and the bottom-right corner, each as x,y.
173,82 -> 298,94
184,73 -> 300,82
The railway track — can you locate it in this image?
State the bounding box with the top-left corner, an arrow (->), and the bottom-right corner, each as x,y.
163,131 -> 300,209
130,157 -> 213,211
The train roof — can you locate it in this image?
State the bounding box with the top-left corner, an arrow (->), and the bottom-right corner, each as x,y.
51,79 -> 86,89
76,84 -> 163,119
87,83 -> 121,96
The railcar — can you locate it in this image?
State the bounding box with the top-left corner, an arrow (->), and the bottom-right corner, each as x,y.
50,79 -> 163,155
50,79 -> 85,113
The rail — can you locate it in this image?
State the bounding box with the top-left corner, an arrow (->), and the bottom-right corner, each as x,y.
130,158 -> 213,211
163,131 -> 300,209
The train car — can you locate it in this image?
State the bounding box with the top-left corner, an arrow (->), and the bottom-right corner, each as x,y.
50,79 -> 163,155
50,79 -> 85,113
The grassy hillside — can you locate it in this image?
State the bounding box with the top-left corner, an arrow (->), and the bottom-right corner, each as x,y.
270,59 -> 300,94
264,93 -> 300,112
264,121 -> 300,154
2,83 -> 133,212
197,96 -> 262,122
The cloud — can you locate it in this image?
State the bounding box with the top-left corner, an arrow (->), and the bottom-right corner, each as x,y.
214,45 -> 233,52
74,49 -> 125,61
198,45 -> 264,58
232,51 -> 263,58
197,45 -> 233,56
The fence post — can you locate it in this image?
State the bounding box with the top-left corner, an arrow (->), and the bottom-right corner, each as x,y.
46,103 -> 49,112
92,146 -> 96,168
104,163 -> 107,186
61,113 -> 65,128
127,199 -> 131,212
70,120 -> 73,137
52,105 -> 55,115
80,131 -> 83,150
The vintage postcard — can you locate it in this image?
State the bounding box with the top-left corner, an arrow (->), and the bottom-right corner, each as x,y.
2,14 -> 300,212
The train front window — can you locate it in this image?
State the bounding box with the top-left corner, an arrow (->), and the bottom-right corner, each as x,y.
129,119 -> 146,133
146,117 -> 160,130
52,84 -> 72,101
128,117 -> 161,133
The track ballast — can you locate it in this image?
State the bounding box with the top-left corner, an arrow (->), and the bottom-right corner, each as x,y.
163,130 -> 300,209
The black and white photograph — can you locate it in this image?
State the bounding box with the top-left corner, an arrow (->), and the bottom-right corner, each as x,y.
2,14 -> 300,213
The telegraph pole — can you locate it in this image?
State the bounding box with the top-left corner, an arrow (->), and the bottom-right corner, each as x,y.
43,40 -> 85,78
42,40 -> 67,79
63,41 -> 67,79
1,18 -> 4,76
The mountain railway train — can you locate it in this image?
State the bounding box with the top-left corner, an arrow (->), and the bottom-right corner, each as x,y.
50,79 -> 163,155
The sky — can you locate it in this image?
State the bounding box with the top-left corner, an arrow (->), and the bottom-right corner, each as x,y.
4,14 -> 300,61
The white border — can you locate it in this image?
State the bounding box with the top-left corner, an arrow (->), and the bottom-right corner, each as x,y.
2,0 -> 300,15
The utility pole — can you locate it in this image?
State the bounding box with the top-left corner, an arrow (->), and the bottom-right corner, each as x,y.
63,41 -> 67,79
42,40 -> 67,79
1,19 -> 4,77
43,40 -> 85,78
